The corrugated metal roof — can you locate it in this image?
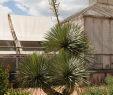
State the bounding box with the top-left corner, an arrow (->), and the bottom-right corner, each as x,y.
0,14 -> 13,40
0,14 -> 53,41
11,15 -> 53,41
0,14 -> 54,54
84,3 -> 113,17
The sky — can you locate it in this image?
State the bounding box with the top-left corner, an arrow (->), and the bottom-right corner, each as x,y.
0,0 -> 89,19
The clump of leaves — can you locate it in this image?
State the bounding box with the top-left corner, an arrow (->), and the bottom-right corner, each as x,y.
17,53 -> 62,95
44,24 -> 89,56
48,52 -> 89,95
16,52 -> 89,95
17,53 -> 49,88
0,65 -> 8,95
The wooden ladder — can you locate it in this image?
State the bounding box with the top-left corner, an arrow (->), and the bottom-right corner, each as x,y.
8,14 -> 22,67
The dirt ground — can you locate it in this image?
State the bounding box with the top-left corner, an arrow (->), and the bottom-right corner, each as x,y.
27,88 -> 79,95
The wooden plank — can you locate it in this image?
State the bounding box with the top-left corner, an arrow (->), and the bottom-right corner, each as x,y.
93,18 -> 103,54
102,19 -> 111,54
102,19 -> 111,68
110,20 -> 113,53
110,20 -> 113,68
8,14 -> 22,54
84,17 -> 95,53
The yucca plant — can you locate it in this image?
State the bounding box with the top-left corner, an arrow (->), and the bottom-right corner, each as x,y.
48,52 -> 89,95
17,0 -> 91,95
17,52 -> 89,95
17,53 -> 62,95
45,0 -> 89,57
44,23 -> 89,56
44,0 -> 90,94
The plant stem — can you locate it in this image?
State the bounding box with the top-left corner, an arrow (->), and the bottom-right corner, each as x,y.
50,0 -> 61,29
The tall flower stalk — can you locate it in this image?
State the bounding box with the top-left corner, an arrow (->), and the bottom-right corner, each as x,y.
49,0 -> 61,28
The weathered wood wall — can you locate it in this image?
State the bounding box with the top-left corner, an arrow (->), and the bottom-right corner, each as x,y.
62,0 -> 113,71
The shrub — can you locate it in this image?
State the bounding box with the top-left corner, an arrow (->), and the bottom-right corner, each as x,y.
104,75 -> 113,95
0,65 -> 8,95
105,75 -> 113,86
81,86 -> 108,95
81,86 -> 113,95
6,89 -> 31,95
108,87 -> 113,95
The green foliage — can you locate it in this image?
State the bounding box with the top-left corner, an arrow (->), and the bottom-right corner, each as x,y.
17,53 -> 49,88
44,23 -> 89,56
0,65 -> 8,95
7,90 -> 31,95
17,53 -> 63,95
105,75 -> 113,86
44,0 -> 90,94
17,52 -> 89,95
81,85 -> 113,95
48,52 -> 89,95
81,86 -> 108,95
104,75 -> 113,95
108,87 -> 113,95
